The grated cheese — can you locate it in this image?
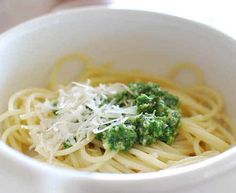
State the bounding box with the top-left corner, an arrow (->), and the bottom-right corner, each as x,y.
30,82 -> 138,158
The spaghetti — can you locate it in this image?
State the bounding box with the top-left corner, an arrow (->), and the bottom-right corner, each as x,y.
0,53 -> 235,173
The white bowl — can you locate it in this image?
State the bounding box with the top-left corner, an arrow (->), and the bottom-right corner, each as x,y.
0,8 -> 236,193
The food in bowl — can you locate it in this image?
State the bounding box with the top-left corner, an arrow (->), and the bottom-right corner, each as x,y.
0,53 -> 234,173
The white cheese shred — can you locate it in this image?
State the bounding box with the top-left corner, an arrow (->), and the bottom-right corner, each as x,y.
32,82 -> 137,158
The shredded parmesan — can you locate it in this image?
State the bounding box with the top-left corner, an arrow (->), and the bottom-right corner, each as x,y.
29,82 -> 138,158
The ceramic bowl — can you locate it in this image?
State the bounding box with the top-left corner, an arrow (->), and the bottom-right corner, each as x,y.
0,8 -> 236,193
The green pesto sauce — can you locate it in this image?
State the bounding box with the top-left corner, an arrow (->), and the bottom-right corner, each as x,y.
97,82 -> 181,152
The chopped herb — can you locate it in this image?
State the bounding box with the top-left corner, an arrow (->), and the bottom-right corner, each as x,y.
96,82 -> 181,152
51,100 -> 58,115
97,124 -> 137,151
63,137 -> 77,149
63,140 -> 73,149
73,119 -> 79,123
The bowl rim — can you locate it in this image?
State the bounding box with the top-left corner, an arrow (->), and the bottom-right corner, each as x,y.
0,7 -> 236,182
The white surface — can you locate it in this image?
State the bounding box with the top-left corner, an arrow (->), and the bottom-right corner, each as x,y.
111,0 -> 236,40
1,0 -> 236,41
0,8 -> 236,193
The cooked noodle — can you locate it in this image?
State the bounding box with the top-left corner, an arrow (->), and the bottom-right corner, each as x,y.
1,53 -> 235,173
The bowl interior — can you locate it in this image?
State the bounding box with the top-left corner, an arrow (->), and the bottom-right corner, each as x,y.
0,9 -> 236,120
0,10 -> 236,120
0,8 -> 236,193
